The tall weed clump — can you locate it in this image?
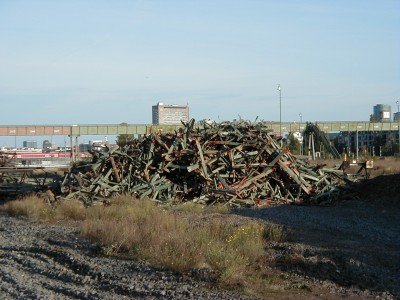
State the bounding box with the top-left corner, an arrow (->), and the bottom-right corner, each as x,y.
2,196 -> 86,222
2,195 -> 53,221
81,196 -> 268,287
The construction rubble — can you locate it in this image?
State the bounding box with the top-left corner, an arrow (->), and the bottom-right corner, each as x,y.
60,120 -> 352,207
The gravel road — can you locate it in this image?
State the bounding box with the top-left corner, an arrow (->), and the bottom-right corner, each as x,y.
0,211 -> 250,300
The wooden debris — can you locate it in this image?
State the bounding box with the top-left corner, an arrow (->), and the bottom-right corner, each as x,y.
60,120 -> 350,206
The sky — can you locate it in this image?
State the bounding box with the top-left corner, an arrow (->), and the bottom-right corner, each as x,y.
0,0 -> 399,132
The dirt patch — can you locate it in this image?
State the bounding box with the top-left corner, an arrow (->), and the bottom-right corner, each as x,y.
350,174 -> 400,202
235,196 -> 399,299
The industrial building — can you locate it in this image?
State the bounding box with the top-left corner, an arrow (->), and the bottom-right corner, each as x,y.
373,104 -> 391,122
331,104 -> 399,155
336,130 -> 398,149
334,128 -> 400,156
22,140 -> 37,149
42,140 -> 57,151
43,140 -> 52,150
152,102 -> 189,125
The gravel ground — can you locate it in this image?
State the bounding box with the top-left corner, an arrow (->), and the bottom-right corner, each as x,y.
0,211 -> 252,300
235,197 -> 400,299
1,185 -> 398,299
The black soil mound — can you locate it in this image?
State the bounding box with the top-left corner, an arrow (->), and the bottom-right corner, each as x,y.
352,174 -> 400,203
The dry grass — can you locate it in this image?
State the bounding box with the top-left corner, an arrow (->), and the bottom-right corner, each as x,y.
1,195 -> 288,296
81,197 -> 266,285
1,196 -> 86,222
371,157 -> 400,176
173,202 -> 231,214
54,199 -> 87,221
315,157 -> 400,177
1,195 -> 52,220
263,221 -> 287,242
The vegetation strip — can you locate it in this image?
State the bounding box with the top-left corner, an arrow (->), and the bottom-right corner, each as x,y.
1,195 -> 287,297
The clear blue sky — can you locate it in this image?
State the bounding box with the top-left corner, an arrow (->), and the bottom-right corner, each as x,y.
0,0 -> 399,126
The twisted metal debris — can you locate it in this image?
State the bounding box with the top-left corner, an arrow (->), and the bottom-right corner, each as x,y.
61,120 -> 349,206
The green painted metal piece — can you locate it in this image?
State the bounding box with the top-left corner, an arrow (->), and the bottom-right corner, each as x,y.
60,119 -> 353,207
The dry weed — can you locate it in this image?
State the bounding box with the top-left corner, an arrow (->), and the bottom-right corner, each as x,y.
2,195 -> 53,221
2,194 -> 287,297
2,196 -> 87,222
81,195 -> 269,290
55,199 -> 86,221
173,202 -> 230,214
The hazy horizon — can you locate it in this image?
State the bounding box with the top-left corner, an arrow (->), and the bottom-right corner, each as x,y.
1,0 -> 399,128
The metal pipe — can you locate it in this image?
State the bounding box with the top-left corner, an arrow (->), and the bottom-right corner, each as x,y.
75,136 -> 79,160
356,129 -> 359,161
347,133 -> 350,156
311,133 -> 316,160
69,135 -> 74,161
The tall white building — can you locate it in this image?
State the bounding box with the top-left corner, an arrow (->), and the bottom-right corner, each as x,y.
152,102 -> 189,125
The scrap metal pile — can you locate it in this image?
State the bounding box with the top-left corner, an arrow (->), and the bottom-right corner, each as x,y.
0,153 -> 13,168
0,168 -> 61,199
61,120 -> 349,206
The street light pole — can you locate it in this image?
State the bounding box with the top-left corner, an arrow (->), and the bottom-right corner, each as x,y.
277,84 -> 281,138
299,113 -> 303,155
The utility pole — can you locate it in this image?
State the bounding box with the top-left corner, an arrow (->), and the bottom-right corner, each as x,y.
277,84 -> 282,138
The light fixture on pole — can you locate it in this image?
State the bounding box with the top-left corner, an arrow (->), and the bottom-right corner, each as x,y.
299,113 -> 303,155
277,84 -> 281,138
